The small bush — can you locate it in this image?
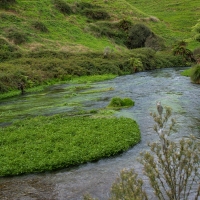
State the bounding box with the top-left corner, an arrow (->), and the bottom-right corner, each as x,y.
32,21 -> 49,33
129,57 -> 144,72
0,51 -> 21,62
73,2 -> 98,12
0,0 -> 15,7
82,9 -> 110,20
108,97 -> 134,108
117,19 -> 133,32
191,64 -> 200,84
6,27 -> 28,45
54,0 -> 73,15
126,24 -> 152,49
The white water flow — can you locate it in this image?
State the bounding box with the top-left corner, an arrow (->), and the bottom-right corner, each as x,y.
0,68 -> 199,200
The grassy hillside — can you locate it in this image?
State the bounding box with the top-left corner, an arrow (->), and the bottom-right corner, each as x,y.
0,0 -> 199,94
1,0 -> 199,52
127,0 -> 200,49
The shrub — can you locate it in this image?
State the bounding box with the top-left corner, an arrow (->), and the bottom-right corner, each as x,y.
191,64 -> 200,84
172,41 -> 195,62
129,57 -> 144,72
32,21 -> 49,33
117,19 -> 133,32
126,24 -> 152,49
0,0 -> 15,7
74,2 -> 98,12
6,27 -> 28,45
53,0 -> 73,15
108,97 -> 134,108
82,9 -> 110,20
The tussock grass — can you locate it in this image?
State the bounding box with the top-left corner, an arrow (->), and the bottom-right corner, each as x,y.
191,64 -> 200,83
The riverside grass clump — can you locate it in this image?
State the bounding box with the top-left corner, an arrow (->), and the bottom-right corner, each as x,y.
181,64 -> 200,84
191,64 -> 200,84
84,107 -> 200,200
0,115 -> 140,176
108,97 -> 134,108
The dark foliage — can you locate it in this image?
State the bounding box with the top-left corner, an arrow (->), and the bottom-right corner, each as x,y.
126,24 -> 152,49
117,19 -> 133,32
54,0 -> 73,15
82,8 -> 110,20
32,21 -> 49,33
172,41 -> 195,62
6,27 -> 28,45
74,2 -> 99,11
0,0 -> 15,5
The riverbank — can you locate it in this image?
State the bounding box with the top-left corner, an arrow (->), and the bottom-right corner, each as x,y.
0,48 -> 188,95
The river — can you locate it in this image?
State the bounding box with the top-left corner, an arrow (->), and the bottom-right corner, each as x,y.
0,67 -> 199,200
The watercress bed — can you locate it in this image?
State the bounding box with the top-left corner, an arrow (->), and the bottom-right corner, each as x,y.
0,114 -> 140,176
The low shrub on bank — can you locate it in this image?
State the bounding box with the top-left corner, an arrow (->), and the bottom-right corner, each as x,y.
0,115 -> 140,176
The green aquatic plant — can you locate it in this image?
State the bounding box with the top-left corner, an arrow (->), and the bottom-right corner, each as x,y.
0,115 -> 140,176
108,97 -> 134,108
80,87 -> 114,94
69,74 -> 117,84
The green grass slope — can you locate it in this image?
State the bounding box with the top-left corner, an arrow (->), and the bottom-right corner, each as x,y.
0,0 -> 199,52
0,0 -> 199,94
127,0 -> 200,49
